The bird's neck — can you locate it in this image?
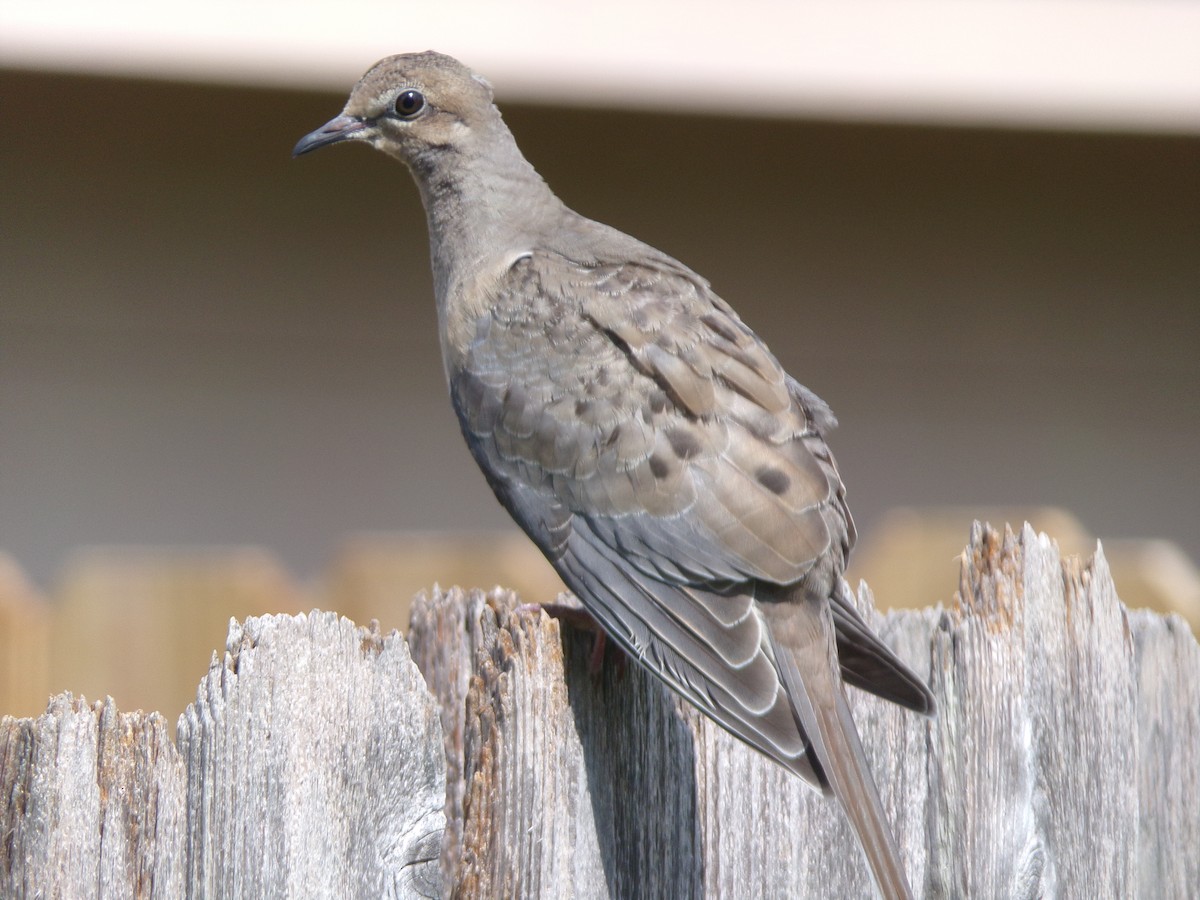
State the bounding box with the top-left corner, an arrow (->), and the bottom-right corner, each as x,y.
407,125 -> 564,305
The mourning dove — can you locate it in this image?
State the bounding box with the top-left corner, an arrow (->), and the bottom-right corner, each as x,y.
296,51 -> 934,899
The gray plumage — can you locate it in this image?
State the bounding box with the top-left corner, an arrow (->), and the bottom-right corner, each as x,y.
296,51 -> 934,899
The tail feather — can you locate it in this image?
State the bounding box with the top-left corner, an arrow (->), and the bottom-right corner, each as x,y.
832,580 -> 936,715
766,597 -> 915,900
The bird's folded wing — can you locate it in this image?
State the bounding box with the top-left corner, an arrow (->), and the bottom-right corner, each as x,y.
453,252 -> 850,587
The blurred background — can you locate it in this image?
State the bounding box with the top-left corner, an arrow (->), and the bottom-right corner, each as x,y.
2,1 -> 1198,718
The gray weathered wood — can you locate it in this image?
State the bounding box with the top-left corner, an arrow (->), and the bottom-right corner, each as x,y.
177,611 -> 446,899
1,611 -> 446,899
1130,607 -> 1200,895
0,696 -> 186,898
407,523 -> 1200,898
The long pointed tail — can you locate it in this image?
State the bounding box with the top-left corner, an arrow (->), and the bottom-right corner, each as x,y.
766,597 -> 915,900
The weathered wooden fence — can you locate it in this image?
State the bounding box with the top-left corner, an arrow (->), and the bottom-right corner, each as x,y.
2,523 -> 1197,897
0,534 -> 565,720
1,614 -> 446,898
3,511 -> 1196,722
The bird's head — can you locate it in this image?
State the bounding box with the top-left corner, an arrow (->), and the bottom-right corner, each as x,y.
293,51 -> 498,165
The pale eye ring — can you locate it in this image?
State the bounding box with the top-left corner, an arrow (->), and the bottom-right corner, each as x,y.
393,89 -> 425,118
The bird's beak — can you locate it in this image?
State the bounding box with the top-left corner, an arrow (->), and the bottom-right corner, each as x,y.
292,114 -> 369,157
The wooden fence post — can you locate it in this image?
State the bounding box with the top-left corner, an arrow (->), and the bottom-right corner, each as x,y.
0,696 -> 185,897
1,612 -> 446,898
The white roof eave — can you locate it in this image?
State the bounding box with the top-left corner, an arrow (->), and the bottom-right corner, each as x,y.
2,0 -> 1198,134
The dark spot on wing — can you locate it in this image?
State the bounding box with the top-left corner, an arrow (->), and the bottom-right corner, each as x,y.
649,454 -> 671,479
665,427 -> 702,460
756,465 -> 791,495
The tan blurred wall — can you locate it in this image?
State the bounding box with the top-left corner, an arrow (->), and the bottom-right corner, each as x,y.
2,68 -> 1197,593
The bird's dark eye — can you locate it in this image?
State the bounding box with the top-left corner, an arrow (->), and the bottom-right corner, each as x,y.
393,89 -> 425,118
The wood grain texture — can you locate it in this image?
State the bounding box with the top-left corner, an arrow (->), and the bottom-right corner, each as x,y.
1,611 -> 446,899
1130,607 -> 1200,895
407,586 -> 499,890
0,696 -> 186,898
407,523 -> 1199,898
177,611 -> 446,899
